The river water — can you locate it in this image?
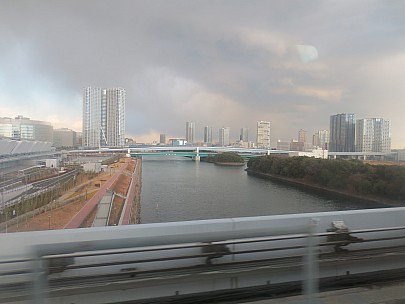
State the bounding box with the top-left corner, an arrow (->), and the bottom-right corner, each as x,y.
140,157 -> 382,224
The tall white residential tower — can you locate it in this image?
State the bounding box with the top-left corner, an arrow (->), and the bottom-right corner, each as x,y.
219,127 -> 230,146
356,118 -> 391,153
256,121 -> 271,149
82,87 -> 126,147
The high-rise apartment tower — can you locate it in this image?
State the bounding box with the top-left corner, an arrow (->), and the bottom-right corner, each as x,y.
256,121 -> 271,149
204,126 -> 212,144
219,127 -> 230,146
329,113 -> 355,152
356,118 -> 391,153
82,87 -> 126,147
185,122 -> 195,144
298,129 -> 307,143
240,127 -> 249,142
313,130 -> 329,150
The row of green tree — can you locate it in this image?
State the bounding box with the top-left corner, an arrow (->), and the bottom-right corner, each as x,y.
205,152 -> 245,164
247,156 -> 405,200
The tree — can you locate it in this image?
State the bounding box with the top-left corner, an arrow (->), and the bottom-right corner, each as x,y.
214,152 -> 244,164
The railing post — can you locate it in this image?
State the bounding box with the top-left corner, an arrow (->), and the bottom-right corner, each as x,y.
304,218 -> 320,304
32,254 -> 48,304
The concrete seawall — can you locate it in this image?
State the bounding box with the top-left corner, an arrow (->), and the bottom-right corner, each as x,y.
119,158 -> 142,225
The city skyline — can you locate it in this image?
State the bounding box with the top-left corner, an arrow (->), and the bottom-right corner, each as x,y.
1,1 -> 405,147
0,112 -> 394,150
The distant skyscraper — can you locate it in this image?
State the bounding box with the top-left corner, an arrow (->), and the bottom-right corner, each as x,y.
83,87 -> 125,147
356,118 -> 391,153
185,121 -> 195,144
204,126 -> 212,144
219,127 -> 230,146
329,113 -> 355,152
159,134 -> 166,145
313,130 -> 329,150
256,121 -> 271,148
240,127 -> 249,142
298,129 -> 307,143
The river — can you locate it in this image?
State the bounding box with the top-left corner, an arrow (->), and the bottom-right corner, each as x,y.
140,157 -> 382,224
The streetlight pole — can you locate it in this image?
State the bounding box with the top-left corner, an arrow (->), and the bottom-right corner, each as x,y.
13,209 -> 18,232
1,186 -> 7,233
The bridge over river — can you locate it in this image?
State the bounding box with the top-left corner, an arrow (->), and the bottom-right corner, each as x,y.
67,145 -> 396,161
129,146 -> 286,159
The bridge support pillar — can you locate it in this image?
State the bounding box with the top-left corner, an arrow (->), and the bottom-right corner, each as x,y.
193,147 -> 200,161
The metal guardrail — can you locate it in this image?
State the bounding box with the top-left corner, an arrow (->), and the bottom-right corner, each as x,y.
0,220 -> 321,304
0,224 -> 402,303
0,208 -> 404,304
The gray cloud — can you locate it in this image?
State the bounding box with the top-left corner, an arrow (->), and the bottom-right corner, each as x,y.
1,0 -> 405,146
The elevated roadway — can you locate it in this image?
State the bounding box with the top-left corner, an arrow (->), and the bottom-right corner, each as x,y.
70,146 -> 397,160
70,146 -> 289,159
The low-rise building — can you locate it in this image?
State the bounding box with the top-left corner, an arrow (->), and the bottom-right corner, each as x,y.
170,138 -> 187,146
0,115 -> 53,142
289,149 -> 328,159
83,162 -> 102,173
53,128 -> 77,148
276,140 -> 290,151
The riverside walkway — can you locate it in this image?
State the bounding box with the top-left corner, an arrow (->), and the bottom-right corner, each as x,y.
64,159 -> 130,229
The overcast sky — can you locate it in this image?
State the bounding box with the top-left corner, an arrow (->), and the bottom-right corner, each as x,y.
1,0 -> 405,147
